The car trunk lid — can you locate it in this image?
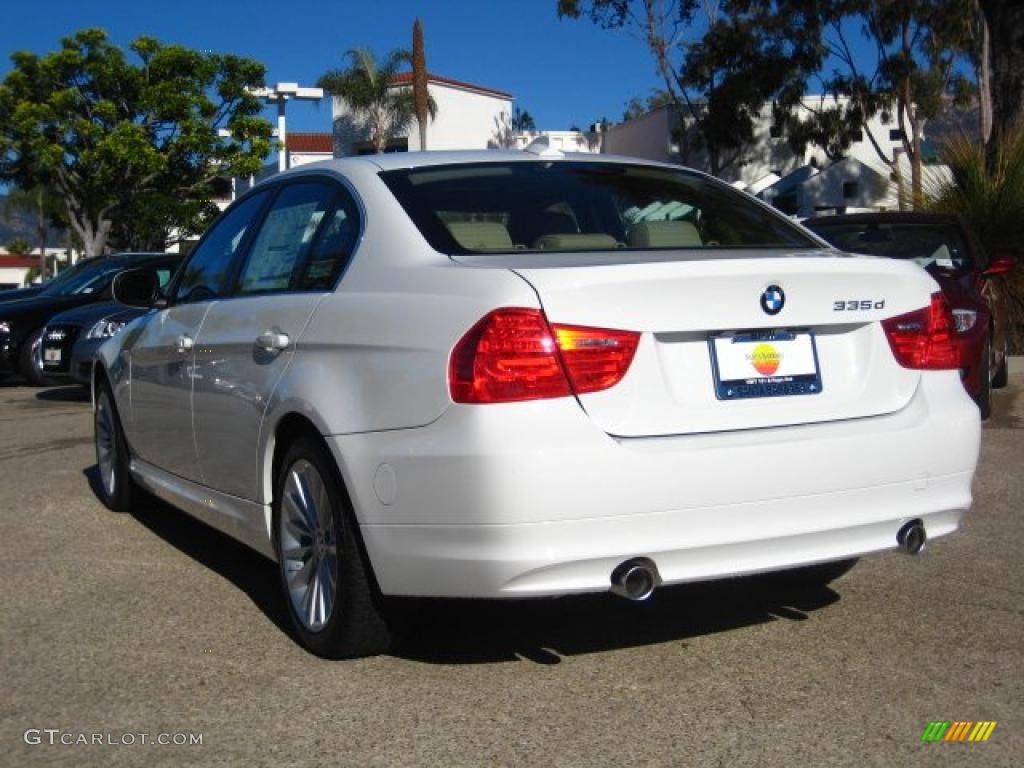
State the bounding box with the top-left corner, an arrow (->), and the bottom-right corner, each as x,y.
453,249 -> 938,437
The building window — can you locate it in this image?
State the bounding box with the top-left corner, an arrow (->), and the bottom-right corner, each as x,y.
842,181 -> 858,199
889,128 -> 904,142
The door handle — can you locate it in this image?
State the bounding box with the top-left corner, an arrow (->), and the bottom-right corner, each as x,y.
177,334 -> 194,353
256,330 -> 290,351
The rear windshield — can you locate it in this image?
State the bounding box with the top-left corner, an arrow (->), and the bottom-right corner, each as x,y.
808,221 -> 975,273
380,162 -> 816,255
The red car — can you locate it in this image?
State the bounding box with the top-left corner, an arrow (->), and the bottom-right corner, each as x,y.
805,212 -> 1015,418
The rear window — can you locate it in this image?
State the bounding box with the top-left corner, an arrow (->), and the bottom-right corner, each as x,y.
809,221 -> 975,272
380,162 -> 816,255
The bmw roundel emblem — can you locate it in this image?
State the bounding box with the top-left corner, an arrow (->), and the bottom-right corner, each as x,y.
760,285 -> 785,315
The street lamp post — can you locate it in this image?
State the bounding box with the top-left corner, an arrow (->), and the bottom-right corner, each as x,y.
249,83 -> 324,172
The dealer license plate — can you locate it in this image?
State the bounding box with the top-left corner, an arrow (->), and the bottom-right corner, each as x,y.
709,330 -> 822,400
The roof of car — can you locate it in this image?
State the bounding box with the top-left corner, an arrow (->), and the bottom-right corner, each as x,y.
274,150 -> 686,176
804,212 -> 963,228
109,251 -> 178,260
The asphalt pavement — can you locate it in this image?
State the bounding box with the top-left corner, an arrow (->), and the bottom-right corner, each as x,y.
1,376 -> 1021,767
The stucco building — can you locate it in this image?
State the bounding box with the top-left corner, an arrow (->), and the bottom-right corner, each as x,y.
331,72 -> 514,155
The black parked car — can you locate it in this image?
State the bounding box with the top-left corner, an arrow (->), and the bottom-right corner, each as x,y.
42,296 -> 172,386
0,257 -> 105,303
0,252 -> 181,385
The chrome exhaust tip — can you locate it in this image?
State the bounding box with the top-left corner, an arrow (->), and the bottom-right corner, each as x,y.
897,519 -> 927,555
610,558 -> 659,601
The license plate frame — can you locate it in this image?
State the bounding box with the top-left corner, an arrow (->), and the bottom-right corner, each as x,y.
709,329 -> 823,400
43,347 -> 62,365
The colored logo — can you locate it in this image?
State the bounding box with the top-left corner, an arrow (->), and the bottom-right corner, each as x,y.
921,721 -> 997,743
750,343 -> 782,375
760,285 -> 785,315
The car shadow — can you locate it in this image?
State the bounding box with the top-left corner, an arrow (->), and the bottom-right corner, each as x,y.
84,465 -> 842,664
35,384 -> 91,402
83,465 -> 293,637
389,577 -> 840,665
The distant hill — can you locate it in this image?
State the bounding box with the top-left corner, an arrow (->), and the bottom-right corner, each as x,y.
0,193 -> 66,248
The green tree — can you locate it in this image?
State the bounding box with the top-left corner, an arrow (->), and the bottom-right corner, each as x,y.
0,28 -> 272,257
511,106 -> 537,132
622,89 -> 674,121
980,0 -> 1024,140
318,48 -> 436,154
925,129 -> 1024,350
412,18 -> 430,151
558,1 -> 824,177
787,0 -> 975,209
5,237 -> 30,254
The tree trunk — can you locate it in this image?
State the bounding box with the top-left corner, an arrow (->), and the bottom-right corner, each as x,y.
910,128 -> 924,210
36,189 -> 48,281
981,0 -> 1024,138
708,143 -> 721,178
975,0 -> 994,144
67,211 -> 111,258
892,158 -> 906,212
412,18 -> 429,151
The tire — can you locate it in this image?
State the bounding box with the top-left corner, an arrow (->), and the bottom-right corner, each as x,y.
976,335 -> 993,420
19,328 -> 58,386
992,337 -> 1009,389
93,380 -> 135,512
768,558 -> 859,587
273,435 -> 392,658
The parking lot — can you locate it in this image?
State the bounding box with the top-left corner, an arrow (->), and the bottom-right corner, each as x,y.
1,376 -> 1021,767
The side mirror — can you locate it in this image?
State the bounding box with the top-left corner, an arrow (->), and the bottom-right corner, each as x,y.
984,253 -> 1017,276
112,268 -> 160,307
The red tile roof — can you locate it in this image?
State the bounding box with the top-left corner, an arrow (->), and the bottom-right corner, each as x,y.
390,72 -> 513,99
287,133 -> 334,153
0,254 -> 38,268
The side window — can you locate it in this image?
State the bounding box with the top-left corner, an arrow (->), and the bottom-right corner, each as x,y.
155,268 -> 174,288
296,190 -> 360,290
236,182 -> 335,295
175,191 -> 269,303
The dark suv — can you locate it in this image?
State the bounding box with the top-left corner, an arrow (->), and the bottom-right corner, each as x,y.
0,252 -> 180,385
805,212 -> 1015,418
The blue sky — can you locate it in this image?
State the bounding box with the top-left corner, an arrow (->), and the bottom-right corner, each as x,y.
0,0 -> 668,135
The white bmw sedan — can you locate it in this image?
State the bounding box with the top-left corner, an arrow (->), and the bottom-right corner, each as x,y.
93,149 -> 980,657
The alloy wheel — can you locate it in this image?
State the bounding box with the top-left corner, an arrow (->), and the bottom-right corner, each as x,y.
280,459 -> 339,632
95,392 -> 117,498
31,334 -> 45,378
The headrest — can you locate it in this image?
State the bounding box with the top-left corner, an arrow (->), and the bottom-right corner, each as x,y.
532,233 -> 620,250
446,221 -> 514,251
629,220 -> 702,248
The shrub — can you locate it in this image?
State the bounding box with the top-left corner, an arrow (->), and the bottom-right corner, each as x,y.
925,130 -> 1024,352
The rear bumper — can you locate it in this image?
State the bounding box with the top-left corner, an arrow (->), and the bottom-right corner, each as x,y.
327,372 -> 980,598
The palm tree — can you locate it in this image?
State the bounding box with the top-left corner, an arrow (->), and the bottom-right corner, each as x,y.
925,128 -> 1024,351
412,19 -> 430,151
317,48 -> 436,154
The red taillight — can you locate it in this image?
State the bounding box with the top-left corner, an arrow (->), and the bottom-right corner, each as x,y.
881,292 -> 959,370
449,308 -> 640,404
552,323 -> 641,394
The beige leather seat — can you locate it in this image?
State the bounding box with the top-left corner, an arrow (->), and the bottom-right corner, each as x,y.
629,220 -> 703,248
532,233 -> 620,250
447,221 -> 514,251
